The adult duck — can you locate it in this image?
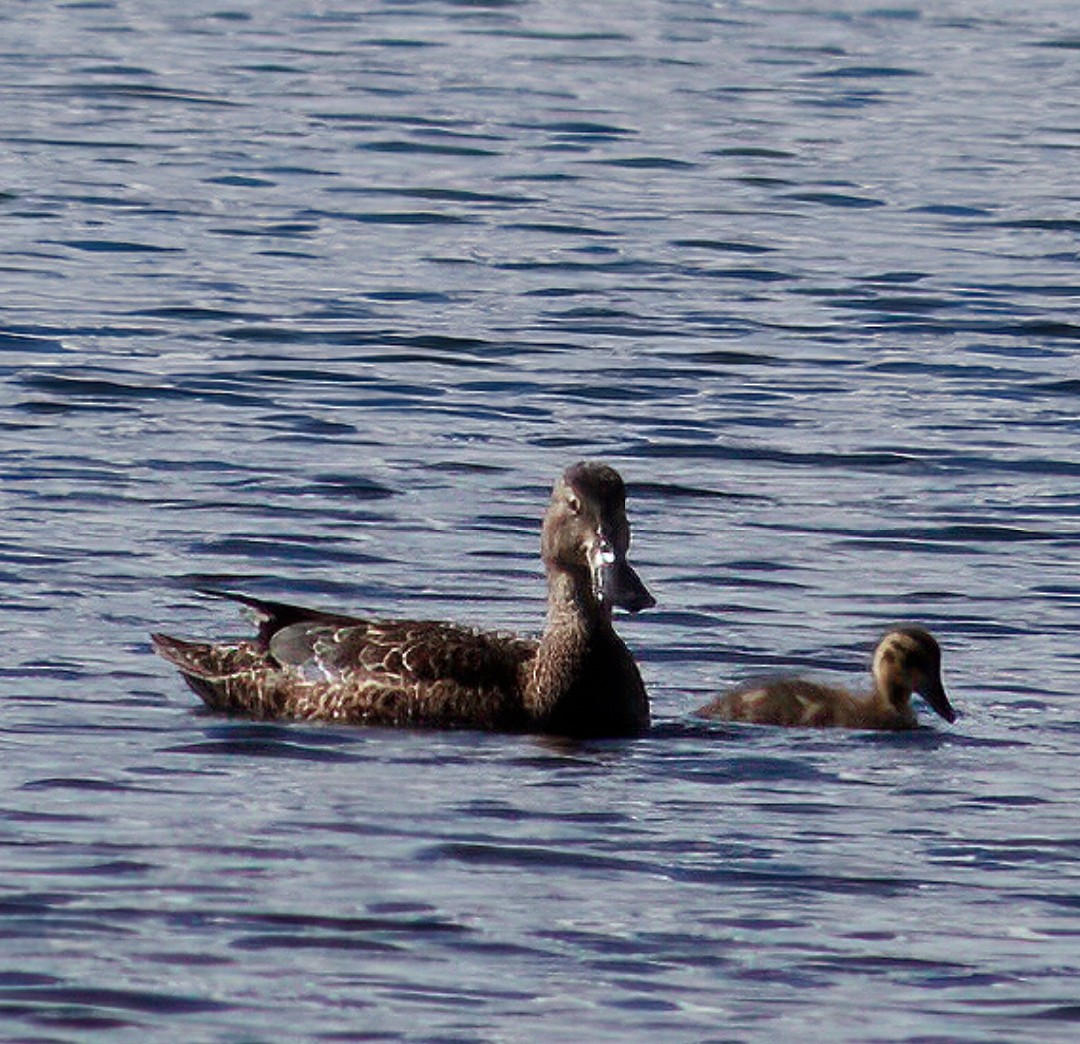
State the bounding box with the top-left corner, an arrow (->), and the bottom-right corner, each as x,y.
152,462 -> 655,738
695,627 -> 957,730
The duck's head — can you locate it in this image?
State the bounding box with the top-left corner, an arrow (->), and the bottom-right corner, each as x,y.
541,462 -> 655,615
872,627 -> 957,723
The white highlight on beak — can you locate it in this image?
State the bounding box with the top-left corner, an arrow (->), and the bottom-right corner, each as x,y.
589,537 -> 616,568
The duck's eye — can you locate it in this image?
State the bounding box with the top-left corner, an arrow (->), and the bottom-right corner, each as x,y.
565,494 -> 581,515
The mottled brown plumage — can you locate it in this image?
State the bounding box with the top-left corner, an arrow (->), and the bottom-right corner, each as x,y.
152,462 -> 654,738
695,627 -> 957,730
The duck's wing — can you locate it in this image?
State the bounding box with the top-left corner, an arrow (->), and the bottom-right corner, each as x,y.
271,617 -> 535,690
274,617 -> 540,727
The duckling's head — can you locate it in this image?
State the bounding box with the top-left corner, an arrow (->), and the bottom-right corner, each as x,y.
872,627 -> 957,723
542,462 -> 655,615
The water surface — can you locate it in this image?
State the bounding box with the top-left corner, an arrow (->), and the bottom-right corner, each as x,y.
3,2 -> 1080,1041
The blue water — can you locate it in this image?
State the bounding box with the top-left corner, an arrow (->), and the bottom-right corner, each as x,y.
3,1 -> 1080,1040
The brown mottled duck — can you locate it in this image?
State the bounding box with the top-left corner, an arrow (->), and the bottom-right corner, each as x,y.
152,462 -> 654,738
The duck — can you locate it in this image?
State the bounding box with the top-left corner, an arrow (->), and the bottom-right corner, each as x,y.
152,461 -> 655,738
695,627 -> 957,730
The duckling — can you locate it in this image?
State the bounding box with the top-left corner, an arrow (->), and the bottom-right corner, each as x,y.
695,627 -> 956,730
152,462 -> 655,738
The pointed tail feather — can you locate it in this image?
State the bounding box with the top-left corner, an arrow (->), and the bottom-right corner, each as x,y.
150,632 -> 221,678
196,588 -> 366,647
151,632 -> 271,714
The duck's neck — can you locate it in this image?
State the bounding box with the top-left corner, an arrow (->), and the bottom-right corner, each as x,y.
544,567 -> 607,632
876,677 -> 917,726
523,565 -> 610,717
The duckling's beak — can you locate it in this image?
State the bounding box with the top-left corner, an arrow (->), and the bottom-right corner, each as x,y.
920,675 -> 958,724
588,536 -> 655,614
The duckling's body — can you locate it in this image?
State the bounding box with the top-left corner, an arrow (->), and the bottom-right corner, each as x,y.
152,462 -> 654,739
696,627 -> 956,731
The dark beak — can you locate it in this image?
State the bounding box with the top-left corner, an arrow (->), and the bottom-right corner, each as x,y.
589,538 -> 656,614
920,675 -> 957,724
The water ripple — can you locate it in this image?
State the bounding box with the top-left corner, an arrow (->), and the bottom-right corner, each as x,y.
5,1 -> 1080,1041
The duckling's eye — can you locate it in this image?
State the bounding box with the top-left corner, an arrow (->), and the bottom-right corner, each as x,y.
565,494 -> 581,515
